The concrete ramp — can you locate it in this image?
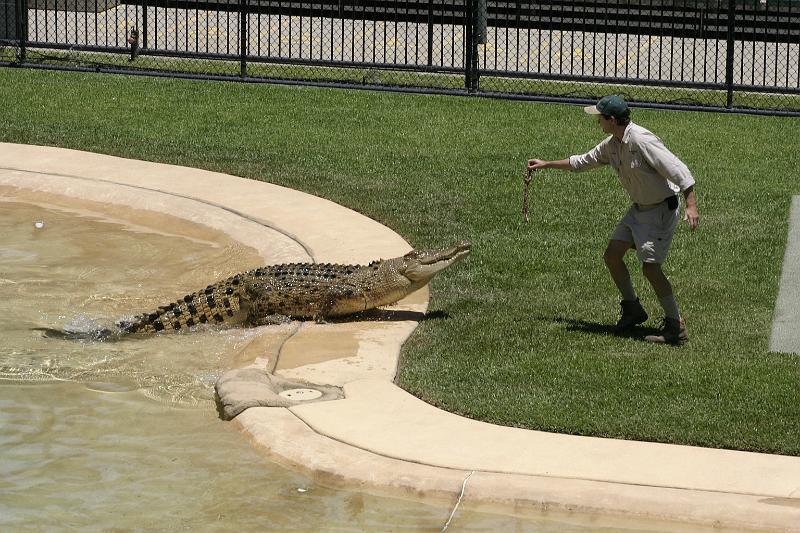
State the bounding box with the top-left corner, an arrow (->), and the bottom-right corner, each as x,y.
771,196 -> 800,354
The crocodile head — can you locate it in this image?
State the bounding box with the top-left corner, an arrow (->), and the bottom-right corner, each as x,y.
399,241 -> 471,288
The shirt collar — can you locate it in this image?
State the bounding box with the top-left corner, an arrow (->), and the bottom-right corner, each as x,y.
620,122 -> 635,144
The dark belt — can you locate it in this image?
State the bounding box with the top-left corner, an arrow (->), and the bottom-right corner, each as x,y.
635,196 -> 679,211
665,195 -> 679,211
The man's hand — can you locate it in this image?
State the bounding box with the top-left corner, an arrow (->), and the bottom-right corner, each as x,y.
683,187 -> 699,231
684,205 -> 699,231
527,158 -> 546,171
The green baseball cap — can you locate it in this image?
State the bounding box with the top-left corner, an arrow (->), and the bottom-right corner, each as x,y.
584,95 -> 629,119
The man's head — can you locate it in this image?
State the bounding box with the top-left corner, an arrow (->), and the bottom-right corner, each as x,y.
584,95 -> 631,132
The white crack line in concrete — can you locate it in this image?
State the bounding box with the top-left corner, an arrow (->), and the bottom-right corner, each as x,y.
440,470 -> 474,532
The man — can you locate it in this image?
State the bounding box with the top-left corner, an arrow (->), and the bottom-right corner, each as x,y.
528,95 -> 699,345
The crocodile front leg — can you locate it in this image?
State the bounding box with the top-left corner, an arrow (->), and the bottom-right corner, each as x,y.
312,284 -> 367,323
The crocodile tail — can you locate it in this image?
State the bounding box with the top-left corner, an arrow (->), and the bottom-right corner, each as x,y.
116,277 -> 246,336
32,326 -> 118,341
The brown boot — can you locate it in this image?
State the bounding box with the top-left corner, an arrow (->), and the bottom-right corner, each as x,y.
645,317 -> 688,345
615,298 -> 648,332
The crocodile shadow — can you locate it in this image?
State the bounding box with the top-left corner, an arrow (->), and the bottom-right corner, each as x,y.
34,309 -> 451,341
326,308 -> 450,323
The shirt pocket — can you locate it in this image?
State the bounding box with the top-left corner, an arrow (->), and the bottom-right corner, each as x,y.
629,150 -> 643,169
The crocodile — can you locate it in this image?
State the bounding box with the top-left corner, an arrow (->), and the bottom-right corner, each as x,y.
85,241 -> 470,340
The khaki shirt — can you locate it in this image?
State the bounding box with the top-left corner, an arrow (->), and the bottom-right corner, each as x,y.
569,122 -> 695,205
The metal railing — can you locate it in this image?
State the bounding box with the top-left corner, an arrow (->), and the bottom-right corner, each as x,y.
2,0 -> 799,114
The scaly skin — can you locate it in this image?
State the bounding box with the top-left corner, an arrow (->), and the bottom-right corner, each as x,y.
113,242 -> 470,338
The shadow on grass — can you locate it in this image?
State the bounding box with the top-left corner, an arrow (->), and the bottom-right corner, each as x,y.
549,316 -> 662,342
35,308 -> 453,342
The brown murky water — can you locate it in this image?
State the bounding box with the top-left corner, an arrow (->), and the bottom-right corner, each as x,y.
0,198 -> 616,532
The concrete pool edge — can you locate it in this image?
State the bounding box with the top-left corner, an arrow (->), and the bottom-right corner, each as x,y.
3,143 -> 799,532
237,405 -> 799,532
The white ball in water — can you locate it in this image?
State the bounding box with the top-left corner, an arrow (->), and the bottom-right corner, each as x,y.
34,221 -> 45,229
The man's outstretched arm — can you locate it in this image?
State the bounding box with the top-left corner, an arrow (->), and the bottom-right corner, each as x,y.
527,158 -> 572,171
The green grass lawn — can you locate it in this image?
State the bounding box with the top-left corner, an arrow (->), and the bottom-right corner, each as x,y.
2,68 -> 799,455
10,48 -> 800,114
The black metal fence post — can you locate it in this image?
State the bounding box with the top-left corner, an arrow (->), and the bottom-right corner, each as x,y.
476,0 -> 487,44
426,0 -> 433,67
464,0 -> 472,90
724,0 -> 736,109
142,2 -> 148,50
15,0 -> 26,63
240,0 -> 248,77
464,0 -> 479,92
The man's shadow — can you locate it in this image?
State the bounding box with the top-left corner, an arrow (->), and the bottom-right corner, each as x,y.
549,315 -> 662,341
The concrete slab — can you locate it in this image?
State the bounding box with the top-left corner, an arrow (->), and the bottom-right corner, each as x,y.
770,195 -> 800,354
3,142 -> 800,531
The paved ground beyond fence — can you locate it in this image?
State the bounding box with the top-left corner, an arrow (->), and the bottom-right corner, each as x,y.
21,6 -> 800,87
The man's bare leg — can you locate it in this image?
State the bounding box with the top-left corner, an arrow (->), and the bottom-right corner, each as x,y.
604,239 -> 647,330
642,262 -> 681,319
603,239 -> 637,301
642,262 -> 687,344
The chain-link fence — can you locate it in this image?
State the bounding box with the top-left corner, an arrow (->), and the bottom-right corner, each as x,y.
2,0 -> 799,114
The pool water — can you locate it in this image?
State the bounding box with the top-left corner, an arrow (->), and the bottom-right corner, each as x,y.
0,198 -> 639,532
0,197 -> 279,406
